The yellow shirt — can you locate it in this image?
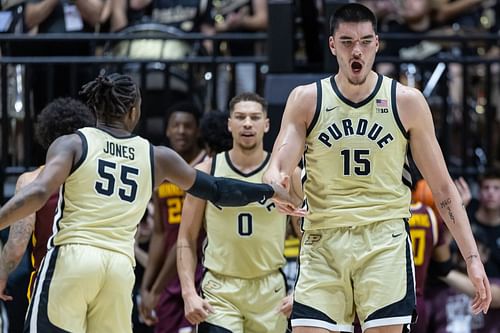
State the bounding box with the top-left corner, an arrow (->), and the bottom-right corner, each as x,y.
50,127 -> 153,264
203,152 -> 287,278
303,74 -> 411,229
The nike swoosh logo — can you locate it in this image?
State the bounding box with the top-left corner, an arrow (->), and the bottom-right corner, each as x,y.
326,106 -> 339,112
392,233 -> 402,238
274,287 -> 283,293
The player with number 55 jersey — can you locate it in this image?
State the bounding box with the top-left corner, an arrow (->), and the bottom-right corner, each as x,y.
0,74 -> 299,333
49,127 -> 152,260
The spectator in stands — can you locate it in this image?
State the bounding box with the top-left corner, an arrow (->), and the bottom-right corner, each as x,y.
427,225 -> 500,333
22,0 -> 104,138
212,0 -> 267,110
24,0 -> 103,33
461,169 -> 500,278
111,0 -> 213,33
139,102 -> 206,333
432,0 -> 486,29
99,0 -> 127,32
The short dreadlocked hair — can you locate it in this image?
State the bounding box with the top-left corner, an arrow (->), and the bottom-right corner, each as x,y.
79,73 -> 139,123
35,97 -> 96,149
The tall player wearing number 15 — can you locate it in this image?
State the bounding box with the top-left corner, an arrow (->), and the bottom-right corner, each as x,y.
0,74 -> 297,333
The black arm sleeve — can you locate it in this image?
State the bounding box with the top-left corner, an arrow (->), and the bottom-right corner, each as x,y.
187,170 -> 275,207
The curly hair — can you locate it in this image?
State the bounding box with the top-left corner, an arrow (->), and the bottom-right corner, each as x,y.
79,73 -> 138,123
35,97 -> 96,149
200,111 -> 232,155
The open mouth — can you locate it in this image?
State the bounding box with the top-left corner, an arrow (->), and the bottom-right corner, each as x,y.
351,61 -> 363,73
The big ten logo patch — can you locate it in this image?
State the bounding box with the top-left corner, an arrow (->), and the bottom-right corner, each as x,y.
375,98 -> 389,113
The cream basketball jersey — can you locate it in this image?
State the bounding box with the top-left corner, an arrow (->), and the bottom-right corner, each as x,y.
49,127 -> 153,263
204,152 -> 287,278
303,74 -> 411,229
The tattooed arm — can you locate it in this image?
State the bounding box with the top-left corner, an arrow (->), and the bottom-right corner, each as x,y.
0,170 -> 39,301
397,83 -> 491,314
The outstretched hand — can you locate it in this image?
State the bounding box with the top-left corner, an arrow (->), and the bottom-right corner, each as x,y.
268,173 -> 306,217
466,257 -> 492,314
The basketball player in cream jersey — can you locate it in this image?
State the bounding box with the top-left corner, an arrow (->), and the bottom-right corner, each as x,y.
263,4 -> 490,333
0,73 -> 298,333
177,93 -> 301,333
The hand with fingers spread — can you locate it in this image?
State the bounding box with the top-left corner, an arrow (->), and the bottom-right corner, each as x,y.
183,292 -> 215,325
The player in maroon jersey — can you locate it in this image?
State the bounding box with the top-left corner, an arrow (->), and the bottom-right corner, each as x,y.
409,199 -> 451,333
139,102 -> 206,333
0,97 -> 95,301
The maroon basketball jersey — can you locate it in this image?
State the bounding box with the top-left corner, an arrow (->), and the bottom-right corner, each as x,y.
155,152 -> 206,295
154,153 -> 206,333
409,201 -> 445,297
28,191 -> 59,298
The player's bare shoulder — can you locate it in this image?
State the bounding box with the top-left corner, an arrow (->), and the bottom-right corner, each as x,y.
285,83 -> 317,126
395,81 -> 432,131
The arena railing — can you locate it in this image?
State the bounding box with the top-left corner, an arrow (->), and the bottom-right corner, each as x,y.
0,31 -> 499,202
